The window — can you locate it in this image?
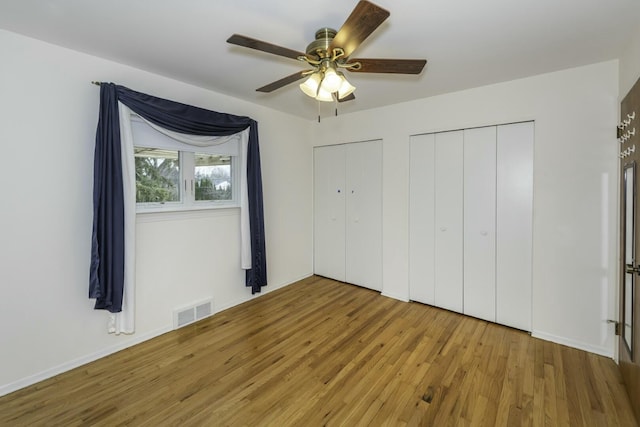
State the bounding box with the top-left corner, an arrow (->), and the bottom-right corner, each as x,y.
134,148 -> 180,203
194,153 -> 232,202
131,116 -> 240,212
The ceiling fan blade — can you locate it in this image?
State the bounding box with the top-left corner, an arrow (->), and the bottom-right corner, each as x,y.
256,71 -> 309,93
328,1 -> 390,58
348,58 -> 427,74
227,34 -> 306,61
338,93 -> 356,102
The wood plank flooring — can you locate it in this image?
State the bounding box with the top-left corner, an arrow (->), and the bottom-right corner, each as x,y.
0,276 -> 637,426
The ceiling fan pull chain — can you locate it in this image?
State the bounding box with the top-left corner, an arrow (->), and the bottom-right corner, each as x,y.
318,100 -> 321,123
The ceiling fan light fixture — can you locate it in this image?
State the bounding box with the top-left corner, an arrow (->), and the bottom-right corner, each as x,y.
315,86 -> 334,102
300,73 -> 322,98
320,66 -> 342,93
337,74 -> 356,100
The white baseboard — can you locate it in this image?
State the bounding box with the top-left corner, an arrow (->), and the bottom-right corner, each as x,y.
0,326 -> 172,398
214,273 -> 313,313
531,330 -> 613,358
380,291 -> 410,302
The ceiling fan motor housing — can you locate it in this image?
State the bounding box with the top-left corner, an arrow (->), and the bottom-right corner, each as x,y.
306,28 -> 337,59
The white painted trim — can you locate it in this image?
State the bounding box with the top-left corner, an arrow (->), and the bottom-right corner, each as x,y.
0,326 -> 172,397
381,292 -> 410,303
136,206 -> 239,223
409,118 -> 538,140
214,274 -> 314,313
531,330 -> 614,358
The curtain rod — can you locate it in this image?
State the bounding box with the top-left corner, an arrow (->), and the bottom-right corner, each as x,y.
91,81 -> 101,86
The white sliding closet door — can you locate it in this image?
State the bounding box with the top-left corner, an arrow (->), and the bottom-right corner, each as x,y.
434,131 -> 464,312
496,122 -> 534,331
408,122 -> 533,331
314,145 -> 346,281
345,141 -> 382,290
409,134 -> 436,304
463,127 -> 497,322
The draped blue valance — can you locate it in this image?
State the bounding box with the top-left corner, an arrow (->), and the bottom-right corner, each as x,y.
90,83 -> 267,313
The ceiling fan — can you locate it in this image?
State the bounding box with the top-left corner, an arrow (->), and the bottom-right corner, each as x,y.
226,0 -> 427,103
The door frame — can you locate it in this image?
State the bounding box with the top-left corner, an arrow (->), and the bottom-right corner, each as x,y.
617,77 -> 640,422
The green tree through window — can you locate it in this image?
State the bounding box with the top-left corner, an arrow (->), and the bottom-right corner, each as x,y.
134,149 -> 180,203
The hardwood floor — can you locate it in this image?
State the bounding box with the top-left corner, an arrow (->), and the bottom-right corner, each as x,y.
1,276 -> 637,426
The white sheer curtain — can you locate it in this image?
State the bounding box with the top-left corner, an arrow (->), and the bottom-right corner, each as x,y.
109,103 -> 135,334
108,103 -> 250,334
140,116 -> 243,148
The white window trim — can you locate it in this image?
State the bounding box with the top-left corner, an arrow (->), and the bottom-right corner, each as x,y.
136,205 -> 240,223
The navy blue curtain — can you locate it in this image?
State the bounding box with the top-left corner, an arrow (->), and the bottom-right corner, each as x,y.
90,84 -> 267,313
89,84 -> 125,312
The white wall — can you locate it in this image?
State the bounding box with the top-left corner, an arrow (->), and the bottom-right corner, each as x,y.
619,24 -> 640,98
0,29 -> 313,395
313,61 -> 620,356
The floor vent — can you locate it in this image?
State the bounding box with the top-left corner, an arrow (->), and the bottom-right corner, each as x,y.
173,299 -> 214,329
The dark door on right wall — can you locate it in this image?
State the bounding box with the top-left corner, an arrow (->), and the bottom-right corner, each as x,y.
619,76 -> 640,424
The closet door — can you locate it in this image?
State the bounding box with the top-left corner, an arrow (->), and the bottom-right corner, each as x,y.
345,140 -> 382,290
434,131 -> 464,312
496,122 -> 534,331
463,127 -> 497,322
409,134 -> 436,304
314,145 -> 346,281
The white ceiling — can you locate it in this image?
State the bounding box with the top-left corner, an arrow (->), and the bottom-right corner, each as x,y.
1,0 -> 639,120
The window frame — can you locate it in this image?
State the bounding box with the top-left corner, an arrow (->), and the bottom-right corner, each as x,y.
133,147 -> 183,209
184,151 -> 239,209
131,115 -> 241,214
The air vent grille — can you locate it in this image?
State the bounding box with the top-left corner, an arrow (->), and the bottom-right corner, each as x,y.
177,309 -> 195,328
173,299 -> 214,329
195,302 -> 212,319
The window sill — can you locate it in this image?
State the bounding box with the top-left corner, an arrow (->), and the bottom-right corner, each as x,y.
136,205 -> 240,223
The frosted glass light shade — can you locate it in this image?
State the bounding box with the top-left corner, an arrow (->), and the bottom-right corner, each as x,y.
315,87 -> 334,102
320,67 -> 342,93
300,73 -> 322,98
337,76 -> 356,99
